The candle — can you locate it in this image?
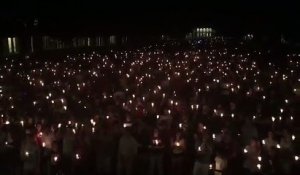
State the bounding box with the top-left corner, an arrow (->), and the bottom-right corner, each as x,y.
257,164 -> 261,170
75,153 -> 80,160
123,123 -> 132,128
25,151 -> 29,157
20,120 -> 24,126
244,148 -> 248,153
262,140 -> 265,145
53,155 -> 58,162
42,142 -> 46,147
151,102 -> 154,108
258,156 -> 262,161
198,146 -> 202,152
272,117 -> 275,122
292,135 -> 296,141
179,123 -> 182,129
276,144 -> 281,149
175,141 -> 180,147
295,156 -> 299,161
154,139 -> 159,145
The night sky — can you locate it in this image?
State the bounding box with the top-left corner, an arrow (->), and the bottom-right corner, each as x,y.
0,0 -> 299,38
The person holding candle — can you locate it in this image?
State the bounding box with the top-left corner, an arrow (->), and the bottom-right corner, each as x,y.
148,128 -> 165,175
62,127 -> 75,175
279,129 -> 294,174
117,128 -> 139,175
170,131 -> 186,175
21,129 -> 40,175
214,151 -> 227,175
193,132 -> 213,175
262,131 -> 278,155
243,138 -> 261,174
49,141 -> 61,175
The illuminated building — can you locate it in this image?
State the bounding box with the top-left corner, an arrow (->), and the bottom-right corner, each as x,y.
186,27 -> 216,40
1,37 -> 19,55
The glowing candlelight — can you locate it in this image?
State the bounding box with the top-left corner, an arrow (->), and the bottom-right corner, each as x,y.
295,156 -> 299,161
244,148 -> 248,153
175,141 -> 180,147
151,102 -> 154,108
179,123 -> 182,128
42,142 -> 46,147
272,117 -> 275,122
257,164 -> 261,170
258,156 -> 262,161
276,144 -> 281,149
53,155 -> 58,162
123,123 -> 132,128
292,135 -> 296,141
75,153 -> 80,160
198,146 -> 202,152
25,151 -> 29,157
262,140 -> 265,145
20,120 -> 24,126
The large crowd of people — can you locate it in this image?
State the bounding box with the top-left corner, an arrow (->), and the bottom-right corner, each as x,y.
0,41 -> 299,175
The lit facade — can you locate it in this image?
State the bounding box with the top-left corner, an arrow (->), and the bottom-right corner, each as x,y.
186,27 -> 216,40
